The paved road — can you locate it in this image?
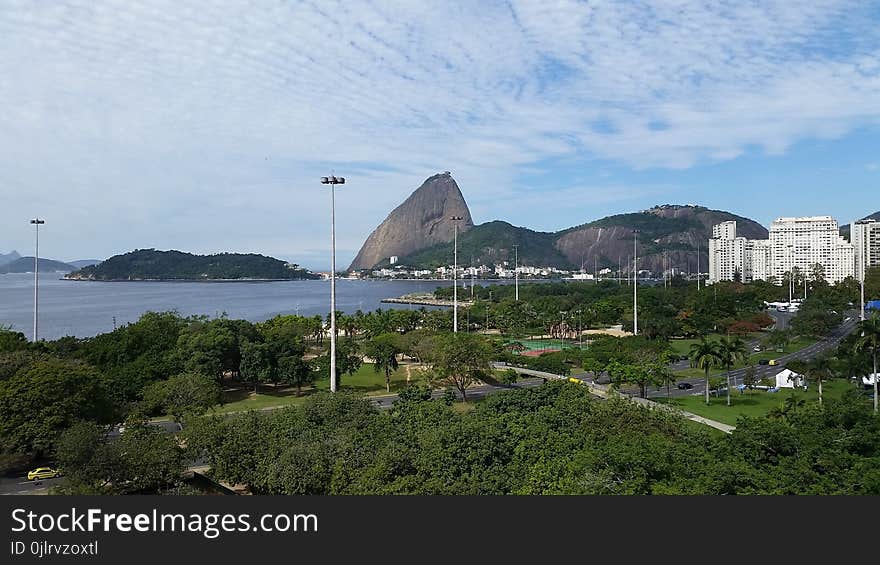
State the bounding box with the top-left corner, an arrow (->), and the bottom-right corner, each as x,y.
647,311 -> 858,400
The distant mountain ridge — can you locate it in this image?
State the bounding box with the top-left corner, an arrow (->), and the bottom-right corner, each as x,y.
65,249 -> 320,281
839,211 -> 880,241
350,173 -> 770,273
68,259 -> 102,269
0,250 -> 21,266
0,257 -> 76,274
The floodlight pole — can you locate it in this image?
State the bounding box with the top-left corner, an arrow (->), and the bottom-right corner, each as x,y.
321,175 -> 345,392
29,218 -> 45,342
451,216 -> 463,332
633,229 -> 639,336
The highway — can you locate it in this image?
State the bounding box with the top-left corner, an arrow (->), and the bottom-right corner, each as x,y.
605,310 -> 860,400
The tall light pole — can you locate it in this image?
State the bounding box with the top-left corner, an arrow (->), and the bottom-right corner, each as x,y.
321,175 -> 345,392
451,215 -> 463,332
513,244 -> 519,301
29,218 -> 45,342
633,229 -> 639,336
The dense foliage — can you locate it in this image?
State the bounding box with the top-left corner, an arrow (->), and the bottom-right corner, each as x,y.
67,249 -> 319,280
398,221 -> 572,269
185,382 -> 880,494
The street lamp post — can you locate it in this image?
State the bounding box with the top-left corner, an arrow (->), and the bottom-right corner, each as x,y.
321,175 -> 345,392
633,229 -> 639,336
513,244 -> 519,301
451,216 -> 463,332
29,218 -> 45,342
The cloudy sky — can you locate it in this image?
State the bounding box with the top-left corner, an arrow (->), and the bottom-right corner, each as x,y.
1,0 -> 878,269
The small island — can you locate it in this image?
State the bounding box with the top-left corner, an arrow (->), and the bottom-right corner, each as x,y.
64,249 -> 320,281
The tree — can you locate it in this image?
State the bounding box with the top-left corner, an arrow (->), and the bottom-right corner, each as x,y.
0,359 -> 116,456
802,356 -> 833,406
0,327 -> 29,354
649,359 -> 676,399
689,338 -> 723,405
765,329 -> 791,352
277,355 -> 314,396
606,361 -> 658,399
175,319 -> 239,380
430,333 -> 491,402
365,333 -> 401,393
55,420 -> 185,494
500,368 -> 519,386
855,313 -> 880,413
718,336 -> 746,406
239,341 -> 273,393
742,365 -> 757,391
142,372 -> 221,422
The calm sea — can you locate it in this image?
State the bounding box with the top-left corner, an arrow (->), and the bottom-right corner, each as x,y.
0,273 -> 507,340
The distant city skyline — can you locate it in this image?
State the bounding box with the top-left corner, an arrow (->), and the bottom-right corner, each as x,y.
1,1 -> 878,270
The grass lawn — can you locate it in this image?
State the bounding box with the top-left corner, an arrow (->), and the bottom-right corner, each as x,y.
655,380 -> 858,426
215,363 -> 425,414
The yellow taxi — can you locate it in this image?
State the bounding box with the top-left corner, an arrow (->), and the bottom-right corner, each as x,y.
768,359 -> 778,366
27,467 -> 61,481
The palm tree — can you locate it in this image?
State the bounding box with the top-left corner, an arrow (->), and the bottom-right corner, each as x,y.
855,313 -> 880,413
689,337 -> 723,405
718,336 -> 746,406
802,355 -> 833,406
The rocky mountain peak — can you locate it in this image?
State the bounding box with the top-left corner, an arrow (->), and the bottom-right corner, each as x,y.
348,173 -> 474,271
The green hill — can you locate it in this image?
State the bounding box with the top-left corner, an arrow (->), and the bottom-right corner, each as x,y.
395,221 -> 573,268
65,249 -> 319,281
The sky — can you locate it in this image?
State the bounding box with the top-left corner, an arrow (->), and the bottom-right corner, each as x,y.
1,0 -> 878,270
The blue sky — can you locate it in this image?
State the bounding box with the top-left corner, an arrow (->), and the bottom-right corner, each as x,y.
1,0 -> 878,270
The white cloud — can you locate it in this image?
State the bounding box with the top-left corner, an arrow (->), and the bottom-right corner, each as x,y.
0,0 -> 878,266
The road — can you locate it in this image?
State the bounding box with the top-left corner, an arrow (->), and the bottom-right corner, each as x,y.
609,311 -> 859,400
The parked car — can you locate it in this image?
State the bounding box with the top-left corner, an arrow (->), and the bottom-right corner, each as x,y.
752,345 -> 762,352
758,359 -> 770,365
769,359 -> 779,366
27,467 -> 61,481
676,382 -> 694,390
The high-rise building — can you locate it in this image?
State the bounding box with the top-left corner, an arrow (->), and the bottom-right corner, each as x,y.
852,219 -> 880,281
708,215 -> 855,286
769,216 -> 853,285
708,221 -> 747,283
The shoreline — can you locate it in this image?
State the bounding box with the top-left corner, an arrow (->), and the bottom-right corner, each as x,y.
61,277 -> 320,283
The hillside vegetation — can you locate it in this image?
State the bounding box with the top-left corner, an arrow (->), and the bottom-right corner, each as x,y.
66,249 -> 319,281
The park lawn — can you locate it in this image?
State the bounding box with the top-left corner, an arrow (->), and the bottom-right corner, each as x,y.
655,379 -> 855,426
216,363 -> 423,414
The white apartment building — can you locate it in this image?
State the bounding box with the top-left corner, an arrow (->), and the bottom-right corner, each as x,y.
708,221 -> 748,283
769,216 -> 853,285
708,216 -> 855,286
852,219 -> 880,281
